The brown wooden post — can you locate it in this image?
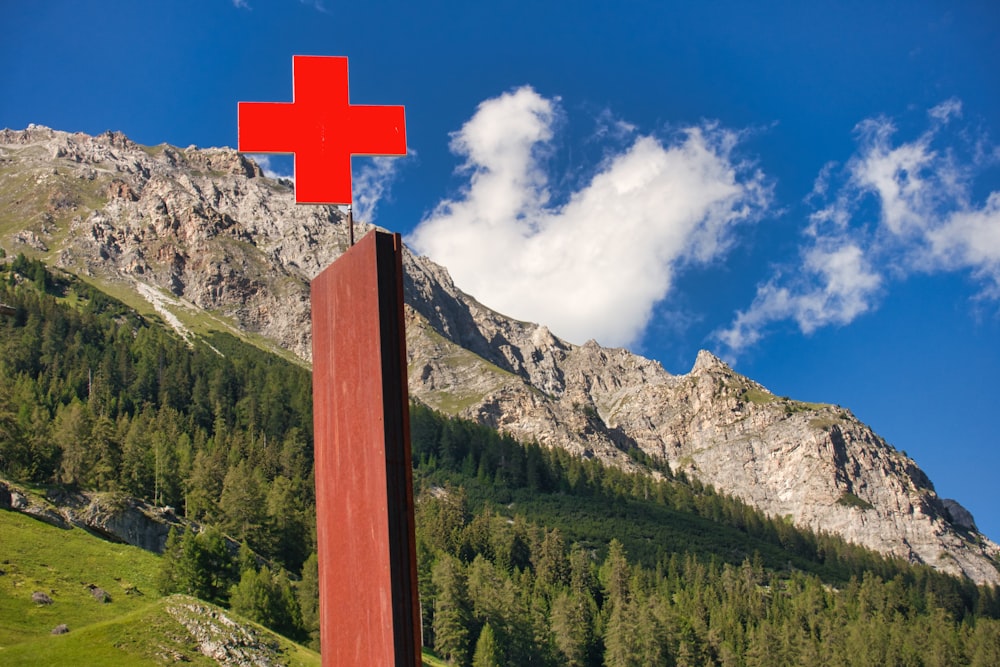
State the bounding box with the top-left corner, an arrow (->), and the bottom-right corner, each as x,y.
311,230 -> 421,666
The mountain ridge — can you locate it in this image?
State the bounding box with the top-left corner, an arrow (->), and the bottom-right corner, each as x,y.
2,125 -> 997,584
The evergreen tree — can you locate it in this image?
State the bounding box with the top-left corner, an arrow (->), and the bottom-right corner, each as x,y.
185,448 -> 224,522
229,565 -> 303,640
0,388 -> 28,478
472,623 -> 502,667
601,539 -> 630,610
433,555 -> 473,666
264,475 -> 309,571
157,526 -> 236,606
550,589 -> 597,667
298,552 -> 321,651
534,527 -> 569,592
53,399 -> 94,486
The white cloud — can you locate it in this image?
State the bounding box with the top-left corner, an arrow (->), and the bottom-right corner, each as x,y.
247,154 -> 293,181
231,1 -> 329,13
928,98 -> 962,123
352,155 -> 406,224
299,0 -> 330,13
408,86 -> 769,347
718,100 -> 1000,355
719,241 -> 882,352
850,117 -> 941,237
928,192 -> 1000,293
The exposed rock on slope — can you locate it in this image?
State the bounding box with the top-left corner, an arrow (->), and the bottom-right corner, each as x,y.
0,478 -> 181,553
2,126 -> 997,584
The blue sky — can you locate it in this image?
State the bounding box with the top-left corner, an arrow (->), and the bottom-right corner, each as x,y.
3,1 -> 999,541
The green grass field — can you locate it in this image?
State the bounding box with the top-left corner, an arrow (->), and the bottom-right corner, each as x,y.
1,508 -> 450,665
0,509 -> 163,650
0,510 -> 322,665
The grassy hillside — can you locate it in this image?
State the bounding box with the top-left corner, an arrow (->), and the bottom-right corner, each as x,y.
0,509 -> 162,649
0,509 -> 321,665
0,593 -> 323,667
0,506 -> 461,666
2,597 -> 223,667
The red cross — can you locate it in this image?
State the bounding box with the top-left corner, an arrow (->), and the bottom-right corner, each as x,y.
238,56 -> 407,205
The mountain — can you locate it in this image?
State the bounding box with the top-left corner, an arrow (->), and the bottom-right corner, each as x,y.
2,125 -> 997,585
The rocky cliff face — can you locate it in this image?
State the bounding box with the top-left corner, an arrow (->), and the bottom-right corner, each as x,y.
0,478 -> 181,553
2,126 -> 998,584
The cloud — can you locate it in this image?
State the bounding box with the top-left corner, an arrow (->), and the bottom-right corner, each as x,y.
408,86 -> 770,347
231,1 -> 328,12
719,241 -> 882,351
247,154 -> 293,182
352,155 -> 408,225
928,98 -> 962,123
927,192 -> 1000,293
718,100 -> 1000,355
299,0 -> 330,13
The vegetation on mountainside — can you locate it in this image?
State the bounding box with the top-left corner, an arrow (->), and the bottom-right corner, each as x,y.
3,256 -> 1000,665
0,510 -> 320,666
0,509 -> 161,649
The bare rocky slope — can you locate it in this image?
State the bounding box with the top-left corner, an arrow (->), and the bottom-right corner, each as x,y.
2,125 -> 998,585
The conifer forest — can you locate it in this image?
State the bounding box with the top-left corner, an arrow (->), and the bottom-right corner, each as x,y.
2,256 -> 1000,666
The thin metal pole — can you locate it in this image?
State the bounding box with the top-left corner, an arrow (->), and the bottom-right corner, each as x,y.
348,205 -> 355,246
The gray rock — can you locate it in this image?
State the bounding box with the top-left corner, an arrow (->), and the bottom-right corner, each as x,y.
942,498 -> 978,532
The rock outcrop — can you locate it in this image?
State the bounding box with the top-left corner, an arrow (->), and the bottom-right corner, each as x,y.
2,126 -> 998,584
165,596 -> 287,666
0,478 -> 182,553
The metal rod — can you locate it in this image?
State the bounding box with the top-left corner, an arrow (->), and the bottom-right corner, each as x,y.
348,205 -> 355,246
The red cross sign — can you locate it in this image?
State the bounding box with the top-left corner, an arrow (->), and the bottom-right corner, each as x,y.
238,56 -> 407,205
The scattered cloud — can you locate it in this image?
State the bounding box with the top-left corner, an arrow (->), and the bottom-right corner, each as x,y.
928,98 -> 962,123
408,86 -> 770,347
592,108 -> 638,142
718,100 -> 1000,356
927,192 -> 1000,294
718,241 -> 882,351
299,0 -> 330,13
352,155 -> 409,224
231,1 -> 328,13
247,154 -> 293,182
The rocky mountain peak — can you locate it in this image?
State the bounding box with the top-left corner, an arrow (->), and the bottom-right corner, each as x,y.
2,127 -> 998,584
690,348 -> 730,374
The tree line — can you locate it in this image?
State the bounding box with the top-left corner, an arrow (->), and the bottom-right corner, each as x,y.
2,255 -> 999,664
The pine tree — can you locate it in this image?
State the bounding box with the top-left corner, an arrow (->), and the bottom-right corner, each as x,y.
601,539 -> 630,610
157,526 -> 236,606
53,399 -> 94,486
550,589 -> 597,667
265,475 -> 309,571
297,552 -> 321,651
229,565 -> 303,640
0,387 -> 28,478
471,623 -> 502,667
534,527 -> 569,592
219,459 -> 266,544
433,555 -> 473,666
185,448 -> 223,522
